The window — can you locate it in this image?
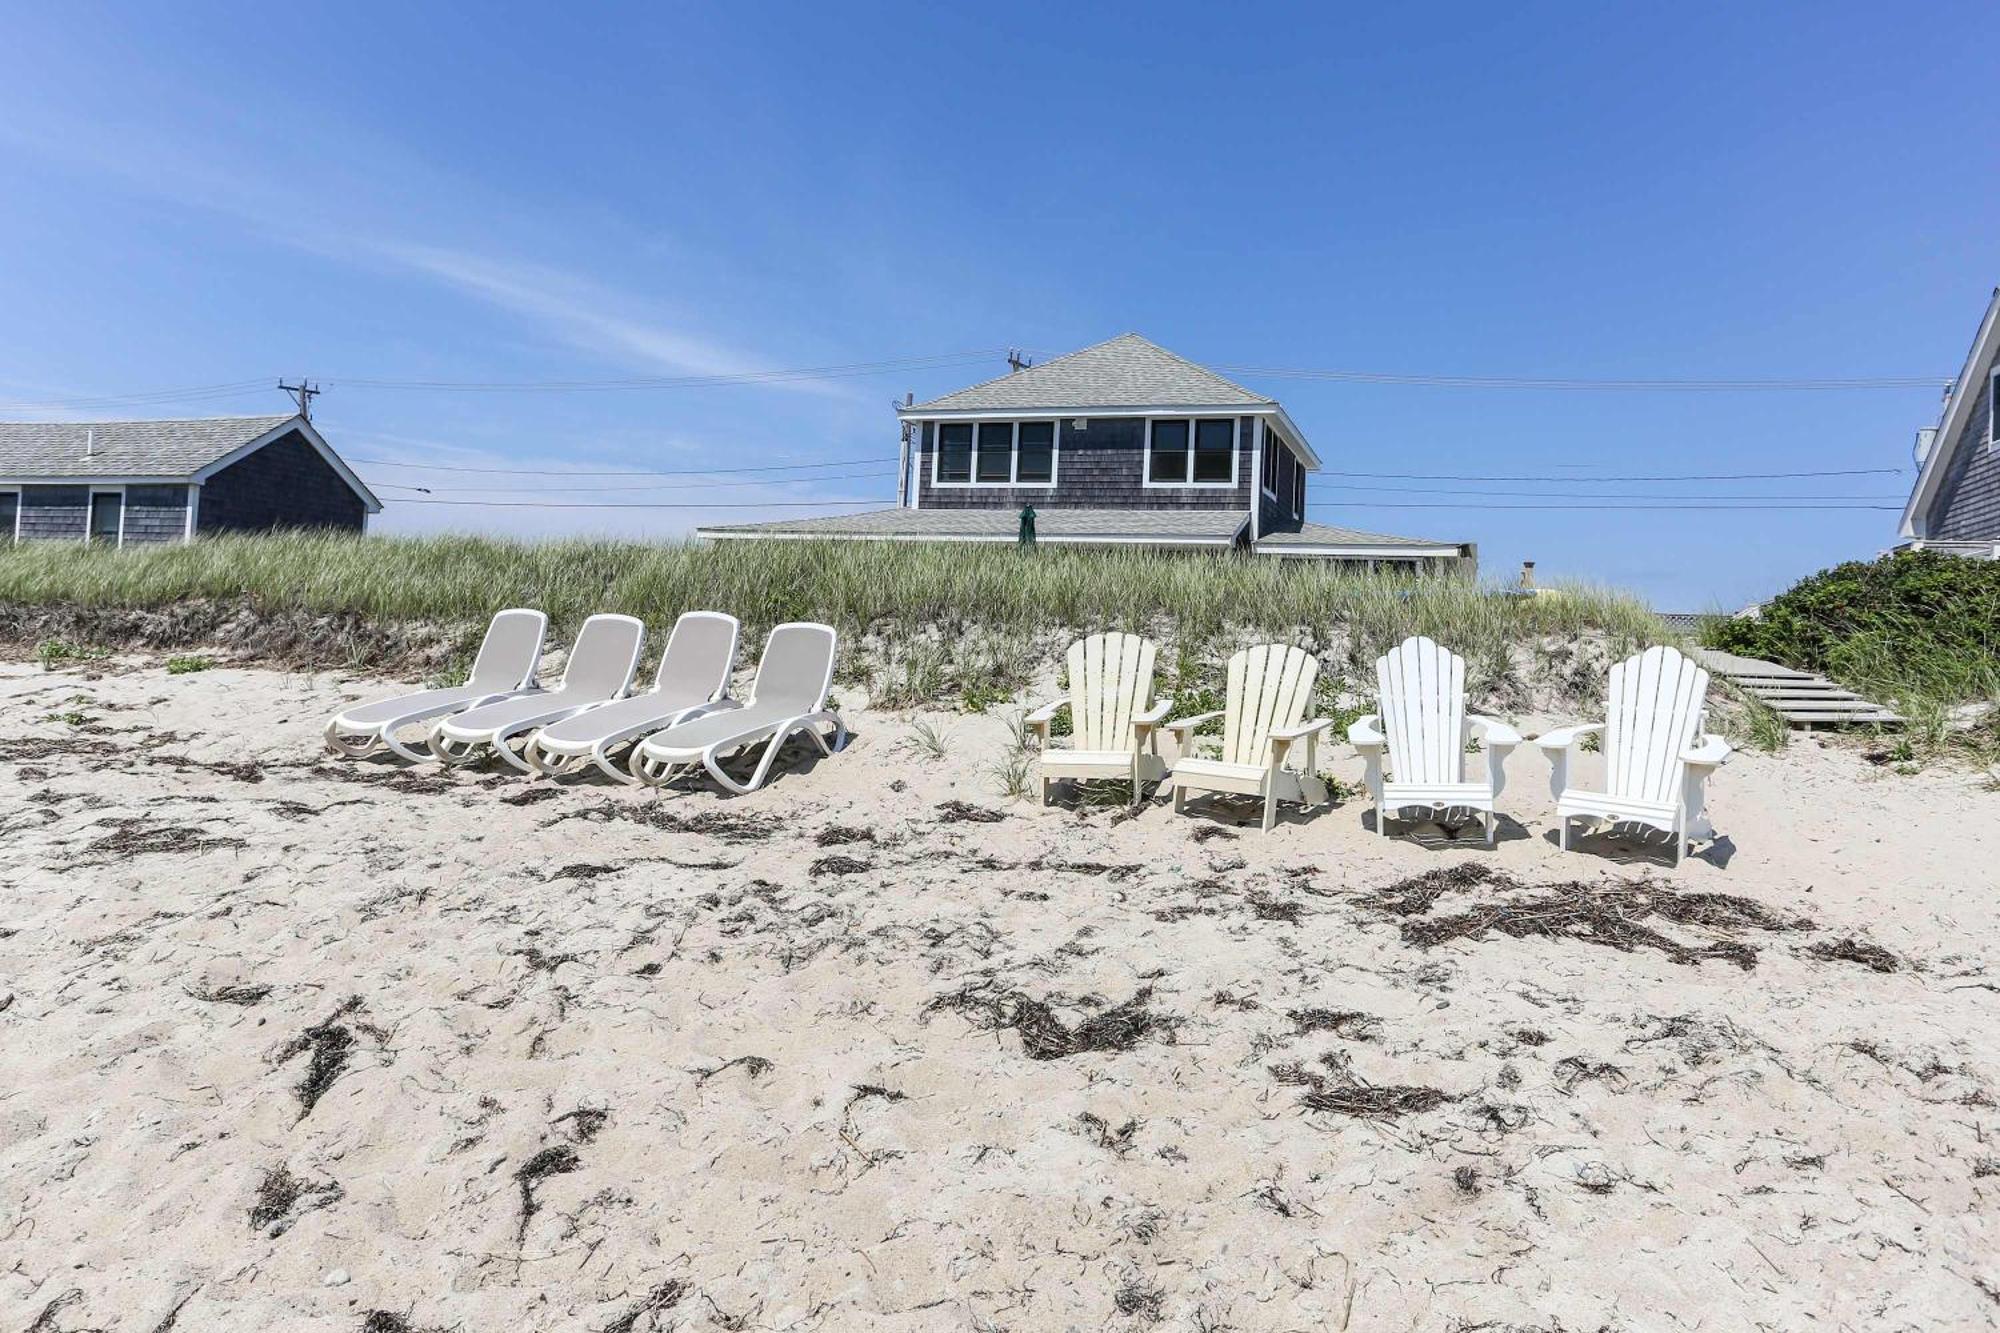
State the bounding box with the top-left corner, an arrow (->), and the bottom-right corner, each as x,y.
1147,417 -> 1237,486
1262,429 -> 1282,496
931,420 -> 1058,486
88,490 -> 123,547
1292,461 -> 1305,517
1991,367 -> 1999,450
936,423 -> 973,482
0,491 -> 16,544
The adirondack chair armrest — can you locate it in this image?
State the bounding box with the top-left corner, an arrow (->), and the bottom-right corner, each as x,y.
1024,698 -> 1068,725
1270,718 -> 1332,743
1681,734 -> 1732,769
1164,711 -> 1224,736
1346,714 -> 1385,750
1133,699 -> 1174,729
1466,715 -> 1522,748
1535,723 -> 1602,752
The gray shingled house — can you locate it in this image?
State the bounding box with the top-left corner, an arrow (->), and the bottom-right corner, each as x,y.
0,414 -> 380,547
1899,286 -> 2000,558
699,334 -> 1473,569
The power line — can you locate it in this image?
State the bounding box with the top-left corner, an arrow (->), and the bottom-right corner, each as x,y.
1211,364 -> 1945,392
1312,501 -> 1902,511
382,497 -> 891,509
1322,483 -> 1905,501
1319,466 -> 1905,482
331,350 -> 1006,392
352,454 -> 898,477
368,470 -> 895,495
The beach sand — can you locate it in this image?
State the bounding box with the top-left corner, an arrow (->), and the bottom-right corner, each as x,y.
1,657 -> 1995,1331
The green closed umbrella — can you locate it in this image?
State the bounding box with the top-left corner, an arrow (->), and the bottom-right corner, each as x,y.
1018,504 -> 1037,548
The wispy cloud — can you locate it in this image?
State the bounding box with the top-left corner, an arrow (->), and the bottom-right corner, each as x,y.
0,115 -> 852,396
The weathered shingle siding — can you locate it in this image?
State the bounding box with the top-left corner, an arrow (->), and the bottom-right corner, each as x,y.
197,431 -> 367,534
122,484 -> 190,545
915,417 -> 1254,512
16,486 -> 89,541
1927,371 -> 1999,540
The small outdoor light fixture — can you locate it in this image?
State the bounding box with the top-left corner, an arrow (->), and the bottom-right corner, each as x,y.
1018,504 -> 1037,548
1070,418 -> 1088,430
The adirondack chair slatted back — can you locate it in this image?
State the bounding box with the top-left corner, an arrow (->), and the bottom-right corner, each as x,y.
1377,636 -> 1466,784
1221,644 -> 1319,766
1066,633 -> 1157,752
1605,645 -> 1709,805
558,615 -> 645,699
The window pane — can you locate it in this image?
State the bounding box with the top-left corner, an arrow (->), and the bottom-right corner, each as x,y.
1293,466 -> 1304,515
0,493 -> 16,543
937,423 -> 973,482
976,422 -> 1014,482
1016,422 -> 1054,482
89,492 -> 122,544
1193,419 -> 1234,482
1148,420 -> 1189,483
1264,433 -> 1280,490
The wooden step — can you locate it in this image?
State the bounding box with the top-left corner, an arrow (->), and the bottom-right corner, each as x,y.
1692,648 -> 1903,728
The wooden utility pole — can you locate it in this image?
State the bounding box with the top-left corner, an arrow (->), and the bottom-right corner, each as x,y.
278,379 -> 321,421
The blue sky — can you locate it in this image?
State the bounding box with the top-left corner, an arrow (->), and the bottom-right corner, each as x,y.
1,2 -> 1995,607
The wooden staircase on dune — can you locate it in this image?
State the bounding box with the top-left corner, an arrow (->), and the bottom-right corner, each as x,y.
1692,648 -> 1903,728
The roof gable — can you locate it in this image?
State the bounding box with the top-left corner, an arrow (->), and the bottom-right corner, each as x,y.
907,334 -> 1274,413
1902,287 -> 2000,539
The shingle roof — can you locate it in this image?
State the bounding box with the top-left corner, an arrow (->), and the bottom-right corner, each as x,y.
908,335 -> 1274,413
1254,519 -> 1467,556
0,415 -> 299,479
700,506 -> 1248,545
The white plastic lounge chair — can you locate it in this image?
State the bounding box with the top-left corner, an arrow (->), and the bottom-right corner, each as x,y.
1349,635 -> 1520,847
520,611 -> 742,783
1165,643 -> 1331,832
1027,632 -> 1171,808
426,613 -> 646,772
1536,644 -> 1731,866
322,608 -> 548,764
627,622 -> 845,794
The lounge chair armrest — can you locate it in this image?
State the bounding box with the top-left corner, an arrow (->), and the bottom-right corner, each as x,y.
1535,723 -> 1603,752
1681,734 -> 1733,768
1347,713 -> 1384,749
1270,718 -> 1333,744
1467,714 -> 1522,748
1133,698 -> 1174,728
1164,710 -> 1224,736
1024,698 -> 1068,725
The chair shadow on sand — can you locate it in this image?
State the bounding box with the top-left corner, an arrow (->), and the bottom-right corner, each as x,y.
1362,807 -> 1534,850
1540,822 -> 1737,870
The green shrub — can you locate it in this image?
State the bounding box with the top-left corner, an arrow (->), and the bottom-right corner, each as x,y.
165,655 -> 214,675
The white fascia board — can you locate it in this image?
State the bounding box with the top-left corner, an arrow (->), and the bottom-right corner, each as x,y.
697,529 -> 1241,547
1257,544 -> 1466,559
1900,286 -> 2000,539
0,474 -> 187,486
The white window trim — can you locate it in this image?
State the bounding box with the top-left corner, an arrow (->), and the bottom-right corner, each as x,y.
0,488 -> 18,544
1990,366 -> 1999,452
88,485 -> 127,549
1142,416 -> 1240,489
929,419 -> 1061,488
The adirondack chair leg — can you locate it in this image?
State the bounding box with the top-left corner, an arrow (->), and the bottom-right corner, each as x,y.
1261,774 -> 1278,833
1172,783 -> 1187,814
1483,809 -> 1497,848
1559,816 -> 1570,851
1130,757 -> 1142,810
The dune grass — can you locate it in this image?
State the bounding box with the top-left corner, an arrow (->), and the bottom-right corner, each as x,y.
0,531 -> 1668,708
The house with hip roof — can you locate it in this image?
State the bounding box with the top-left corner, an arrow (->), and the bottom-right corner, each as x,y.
698,334 -> 1474,569
0,413 -> 380,547
1899,287 -> 2000,558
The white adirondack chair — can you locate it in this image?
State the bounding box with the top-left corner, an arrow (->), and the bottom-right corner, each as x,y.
1165,644 -> 1331,832
1536,644 -> 1730,866
1348,636 -> 1520,846
1026,632 -> 1171,807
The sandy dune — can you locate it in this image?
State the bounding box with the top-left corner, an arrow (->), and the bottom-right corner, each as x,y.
1,658 -> 1996,1332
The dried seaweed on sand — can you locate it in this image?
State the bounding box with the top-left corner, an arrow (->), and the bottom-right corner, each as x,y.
927,983 -> 1176,1060
1271,1052 -> 1451,1119
1365,866 -> 1808,970
1804,936 -> 1901,973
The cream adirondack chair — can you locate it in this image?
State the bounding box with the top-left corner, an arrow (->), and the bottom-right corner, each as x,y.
1026,632 -> 1171,807
1348,636 -> 1520,846
1165,644 -> 1331,832
1536,644 -> 1730,866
